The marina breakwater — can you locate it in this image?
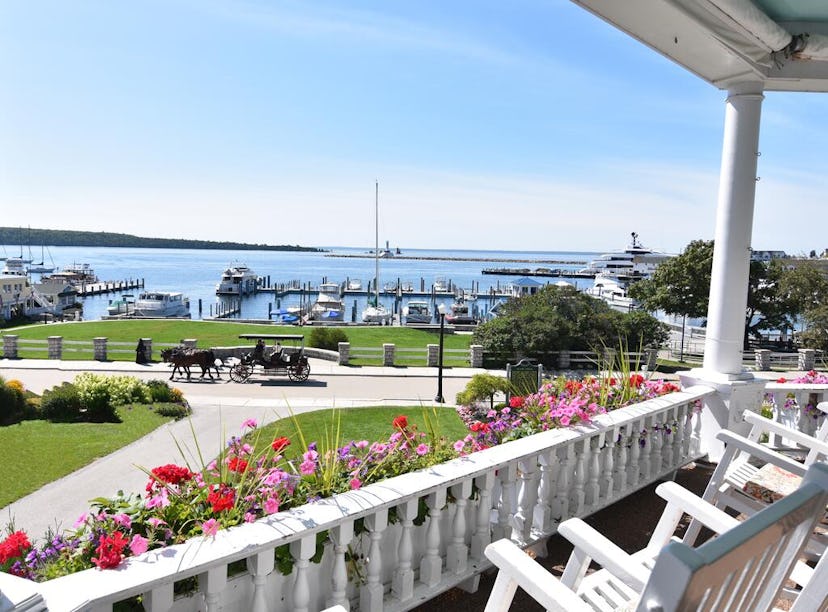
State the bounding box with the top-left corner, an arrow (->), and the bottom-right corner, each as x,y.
325,253 -> 588,265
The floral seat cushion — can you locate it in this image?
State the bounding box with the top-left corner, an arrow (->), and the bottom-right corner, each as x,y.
742,463 -> 802,504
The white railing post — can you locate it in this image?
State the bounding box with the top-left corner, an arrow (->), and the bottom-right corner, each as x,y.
360,510 -> 388,612
142,583 -> 173,612
493,463 -> 517,542
392,500 -> 417,604
614,425 -> 629,496
419,488 -> 447,588
247,549 -> 275,612
327,522 -> 354,610
586,437 -> 601,511
513,458 -> 539,545
447,480 -> 472,574
533,449 -> 558,535
599,430 -> 615,503
200,566 -> 227,612
471,471 -> 495,561
551,444 -> 573,522
570,442 -> 587,517
290,535 -> 316,612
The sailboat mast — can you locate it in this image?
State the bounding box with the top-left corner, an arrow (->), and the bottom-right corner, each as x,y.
374,180 -> 380,305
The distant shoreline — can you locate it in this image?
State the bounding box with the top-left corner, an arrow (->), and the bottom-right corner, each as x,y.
325,253 -> 587,265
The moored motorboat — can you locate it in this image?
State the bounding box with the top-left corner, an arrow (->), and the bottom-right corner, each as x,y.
445,299 -> 478,325
107,294 -> 135,316
403,300 -> 432,325
310,282 -> 345,321
585,274 -> 640,312
216,263 -> 258,296
132,291 -> 191,318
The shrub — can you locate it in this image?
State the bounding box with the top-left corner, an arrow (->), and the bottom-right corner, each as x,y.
308,327 -> 348,351
40,383 -> 83,422
146,379 -> 176,403
0,377 -> 28,425
74,374 -> 153,422
153,403 -> 191,419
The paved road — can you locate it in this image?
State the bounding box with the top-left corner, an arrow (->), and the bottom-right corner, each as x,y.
0,358 -> 488,541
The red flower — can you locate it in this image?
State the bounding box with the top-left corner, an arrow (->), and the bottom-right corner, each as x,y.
227,456 -> 249,473
0,530 -> 31,565
509,396 -> 525,408
629,374 -> 645,388
207,484 -> 236,513
565,380 -> 582,395
146,464 -> 193,492
777,377 -> 787,383
271,437 -> 291,454
392,415 -> 409,430
470,421 -> 491,433
92,531 -> 129,569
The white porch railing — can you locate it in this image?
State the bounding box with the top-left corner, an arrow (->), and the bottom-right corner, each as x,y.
760,382 -> 828,444
5,386 -> 711,612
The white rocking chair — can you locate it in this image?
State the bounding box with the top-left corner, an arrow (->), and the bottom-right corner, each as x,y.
484,462 -> 828,612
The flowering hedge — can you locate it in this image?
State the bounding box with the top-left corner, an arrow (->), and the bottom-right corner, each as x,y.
1,373 -> 683,581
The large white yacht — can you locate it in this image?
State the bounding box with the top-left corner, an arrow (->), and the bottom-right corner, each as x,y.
579,232 -> 672,281
216,263 -> 258,296
310,282 -> 345,321
132,291 -> 191,318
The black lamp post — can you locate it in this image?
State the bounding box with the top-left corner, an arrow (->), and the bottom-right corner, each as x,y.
435,303 -> 446,403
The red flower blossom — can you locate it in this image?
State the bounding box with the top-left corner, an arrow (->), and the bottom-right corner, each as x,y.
509,396 -> 525,408
565,380 -> 582,395
0,530 -> 31,565
92,531 -> 129,569
271,437 -> 291,454
392,415 -> 409,430
207,484 -> 236,513
146,464 -> 193,492
470,421 -> 491,433
227,456 -> 249,473
777,377 -> 787,383
629,374 -> 645,388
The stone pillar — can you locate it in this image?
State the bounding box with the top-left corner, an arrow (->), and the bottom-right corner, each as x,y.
799,349 -> 816,372
754,349 -> 770,372
470,344 -> 484,368
3,335 -> 18,359
703,82 -> 764,378
338,342 -> 350,366
181,338 -> 197,349
645,348 -> 658,371
141,338 -> 153,361
558,350 -> 570,369
383,343 -> 395,367
93,337 -> 108,361
427,344 -> 439,367
47,336 -> 62,359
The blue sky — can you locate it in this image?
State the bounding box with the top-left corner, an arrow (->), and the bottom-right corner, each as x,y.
1,0 -> 825,254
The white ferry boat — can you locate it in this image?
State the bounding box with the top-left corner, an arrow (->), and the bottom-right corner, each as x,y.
132,291 -> 191,318
579,232 -> 672,281
310,282 -> 345,321
216,263 -> 258,296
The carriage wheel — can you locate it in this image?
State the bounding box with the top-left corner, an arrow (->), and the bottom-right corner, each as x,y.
288,362 -> 310,382
230,363 -> 252,383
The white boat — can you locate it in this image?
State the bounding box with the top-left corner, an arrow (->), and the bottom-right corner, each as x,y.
362,181 -> 393,325
132,291 -> 191,318
403,300 -> 432,325
106,295 -> 135,316
46,263 -> 98,284
311,282 -> 345,321
216,263 -> 258,296
346,279 -> 362,291
434,277 -> 448,292
586,274 -> 640,313
579,232 -> 672,280
445,299 -> 477,325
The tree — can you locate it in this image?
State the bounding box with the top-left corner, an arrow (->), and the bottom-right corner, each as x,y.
799,306 -> 828,352
455,373 -> 513,409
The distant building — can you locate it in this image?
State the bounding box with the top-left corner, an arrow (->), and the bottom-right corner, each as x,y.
510,277 -> 544,297
750,249 -> 787,262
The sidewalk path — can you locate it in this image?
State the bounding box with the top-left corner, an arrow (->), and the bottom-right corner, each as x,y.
1,358 -> 492,541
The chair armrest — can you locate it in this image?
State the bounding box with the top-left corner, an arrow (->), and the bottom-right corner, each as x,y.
716,431 -> 807,477
744,411 -> 828,454
557,518 -> 649,591
484,539 -> 591,612
653,481 -> 741,541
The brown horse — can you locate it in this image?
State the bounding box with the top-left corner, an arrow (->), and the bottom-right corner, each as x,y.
160,347 -> 221,380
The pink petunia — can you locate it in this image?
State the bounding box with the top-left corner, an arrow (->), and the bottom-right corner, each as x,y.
147,518 -> 167,528
453,440 -> 465,452
244,512 -> 257,523
129,534 -> 149,556
146,487 -> 170,509
113,513 -> 132,529
73,513 -> 88,529
416,443 -> 429,456
350,477 -> 362,490
201,518 -> 220,538
264,497 -> 280,514
241,418 -> 257,429
299,460 -> 316,475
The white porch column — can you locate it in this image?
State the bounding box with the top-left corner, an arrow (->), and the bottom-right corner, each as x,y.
682,81 -> 767,461
703,81 -> 764,378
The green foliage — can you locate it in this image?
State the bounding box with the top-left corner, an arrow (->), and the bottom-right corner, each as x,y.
455,373 -> 513,408
74,373 -> 154,422
472,285 -> 666,365
0,377 -> 28,425
800,306 -> 828,352
40,383 -> 83,422
152,403 -> 192,419
146,379 -> 177,403
308,327 -> 349,351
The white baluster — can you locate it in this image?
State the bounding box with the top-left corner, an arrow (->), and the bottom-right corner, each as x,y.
639,418 -> 653,481
360,510 -> 388,612
392,500 -> 417,603
600,430 -> 615,503
142,583 -> 173,612
419,488 -> 447,588
586,436 -> 601,509
692,402 -> 703,456
200,566 -> 227,612
513,457 -> 539,544
471,471 -> 495,561
569,440 -> 586,516
679,403 -> 691,462
532,449 -> 558,535
493,463 -> 517,542
327,521 -> 354,610
650,415 -> 664,476
551,444 -> 573,521
614,425 -> 628,496
290,535 -> 316,612
247,550 -> 275,612
447,480 -> 472,574
628,425 -> 642,487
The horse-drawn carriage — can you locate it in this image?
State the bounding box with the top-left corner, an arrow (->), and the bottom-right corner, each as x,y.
228,334 -> 311,383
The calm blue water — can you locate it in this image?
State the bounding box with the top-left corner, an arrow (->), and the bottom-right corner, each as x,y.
2,245 -> 600,321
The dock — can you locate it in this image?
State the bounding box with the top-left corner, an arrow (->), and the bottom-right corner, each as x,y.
76,278 -> 144,296
482,267 -> 596,278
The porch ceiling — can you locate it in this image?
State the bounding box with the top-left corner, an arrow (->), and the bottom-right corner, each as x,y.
569,0 -> 828,92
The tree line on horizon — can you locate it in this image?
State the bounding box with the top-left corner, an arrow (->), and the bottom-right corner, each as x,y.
0,227 -> 323,252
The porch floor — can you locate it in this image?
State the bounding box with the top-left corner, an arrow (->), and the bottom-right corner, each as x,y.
413,461 -> 715,611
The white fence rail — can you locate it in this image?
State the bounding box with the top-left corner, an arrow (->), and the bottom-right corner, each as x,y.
17,386 -> 712,612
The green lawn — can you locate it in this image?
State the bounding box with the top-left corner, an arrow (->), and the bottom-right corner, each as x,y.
2,320 -> 473,366
0,407 -> 175,508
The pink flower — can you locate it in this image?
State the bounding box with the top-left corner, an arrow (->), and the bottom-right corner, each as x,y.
244,512 -> 257,523
453,440 -> 465,452
416,443 -> 429,456
242,419 -> 257,429
350,477 -> 362,490
264,497 -> 280,515
299,460 -> 316,475
73,513 -> 88,529
560,415 -> 571,427
201,518 -> 220,538
355,440 -> 369,449
147,518 -> 167,528
129,534 -> 148,556
113,513 -> 132,529
146,487 -> 170,509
